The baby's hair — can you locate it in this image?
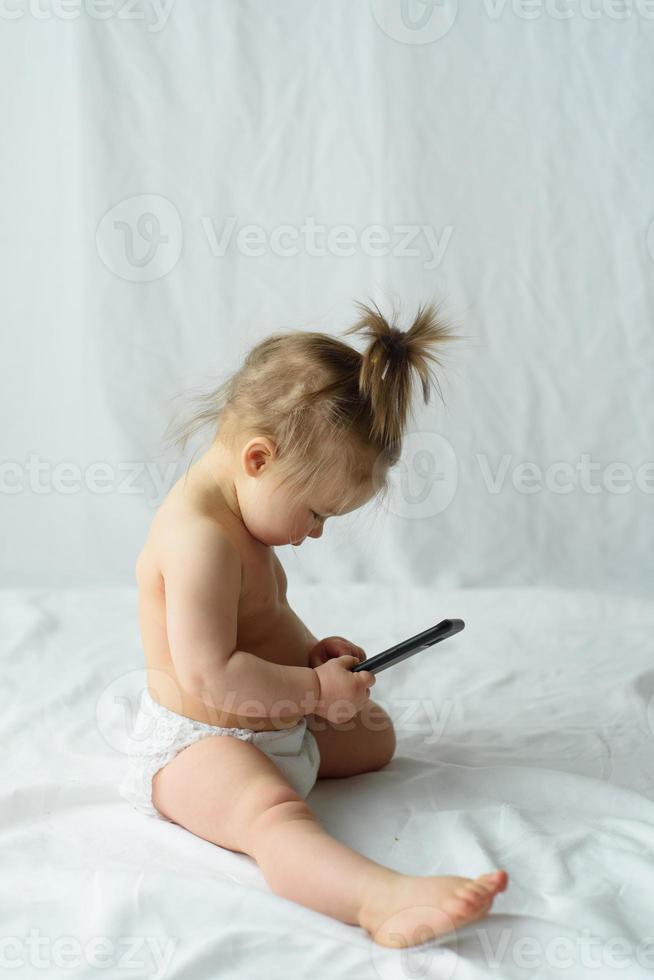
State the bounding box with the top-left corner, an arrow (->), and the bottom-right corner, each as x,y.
162,298 -> 461,512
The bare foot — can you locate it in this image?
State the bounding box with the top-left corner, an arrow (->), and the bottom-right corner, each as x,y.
359,869 -> 509,948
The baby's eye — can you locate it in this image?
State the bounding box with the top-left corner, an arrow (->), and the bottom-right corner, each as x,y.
311,510 -> 323,521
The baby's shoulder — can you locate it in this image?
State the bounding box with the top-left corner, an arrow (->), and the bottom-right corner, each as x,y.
140,498 -> 242,579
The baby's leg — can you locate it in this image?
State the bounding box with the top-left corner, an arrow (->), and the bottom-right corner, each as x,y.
152,735 -> 508,947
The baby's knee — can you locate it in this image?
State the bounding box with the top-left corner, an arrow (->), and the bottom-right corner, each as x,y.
365,702 -> 396,767
241,782 -> 312,849
365,700 -> 396,743
254,792 -> 312,833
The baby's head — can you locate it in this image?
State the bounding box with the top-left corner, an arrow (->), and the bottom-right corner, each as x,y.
166,299 -> 457,546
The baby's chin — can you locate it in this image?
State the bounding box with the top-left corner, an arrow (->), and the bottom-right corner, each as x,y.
243,521 -> 306,547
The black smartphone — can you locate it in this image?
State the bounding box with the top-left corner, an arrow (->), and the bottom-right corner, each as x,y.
350,618 -> 465,675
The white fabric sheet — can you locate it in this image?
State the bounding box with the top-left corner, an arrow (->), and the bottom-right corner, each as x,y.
2,583 -> 653,979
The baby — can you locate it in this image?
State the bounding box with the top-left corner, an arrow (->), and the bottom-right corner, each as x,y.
119,299 -> 508,948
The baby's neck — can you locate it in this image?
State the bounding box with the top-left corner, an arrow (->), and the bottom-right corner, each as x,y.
192,445 -> 243,526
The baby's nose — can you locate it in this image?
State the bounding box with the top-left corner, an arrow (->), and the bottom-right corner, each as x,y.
309,524 -> 323,538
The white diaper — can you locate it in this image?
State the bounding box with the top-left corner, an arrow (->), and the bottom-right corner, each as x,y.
119,689 -> 321,822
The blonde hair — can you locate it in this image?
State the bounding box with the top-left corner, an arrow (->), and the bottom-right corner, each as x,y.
163,298 -> 460,511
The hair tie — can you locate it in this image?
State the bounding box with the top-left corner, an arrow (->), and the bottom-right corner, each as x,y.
380,327 -> 404,353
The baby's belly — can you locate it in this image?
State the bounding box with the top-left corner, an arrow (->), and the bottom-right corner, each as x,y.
143,607 -> 314,731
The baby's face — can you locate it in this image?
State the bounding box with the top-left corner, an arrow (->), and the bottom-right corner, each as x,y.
236,438 -> 378,547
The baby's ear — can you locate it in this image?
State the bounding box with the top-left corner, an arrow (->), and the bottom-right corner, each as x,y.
242,439 -> 274,477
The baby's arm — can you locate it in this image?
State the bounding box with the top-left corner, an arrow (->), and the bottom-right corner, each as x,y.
284,603 -> 366,669
161,518 -> 321,722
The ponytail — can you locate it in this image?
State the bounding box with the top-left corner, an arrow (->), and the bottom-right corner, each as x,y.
341,299 -> 458,449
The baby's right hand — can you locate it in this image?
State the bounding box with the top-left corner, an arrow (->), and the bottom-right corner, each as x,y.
313,655 -> 376,723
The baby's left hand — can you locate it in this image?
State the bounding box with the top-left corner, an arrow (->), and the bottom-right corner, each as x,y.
308,636 -> 367,670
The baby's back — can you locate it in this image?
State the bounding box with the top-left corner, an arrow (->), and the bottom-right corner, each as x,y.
135,467 -> 314,730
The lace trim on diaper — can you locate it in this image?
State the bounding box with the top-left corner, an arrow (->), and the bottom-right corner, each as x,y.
119,694 -> 255,816
129,693 -> 257,753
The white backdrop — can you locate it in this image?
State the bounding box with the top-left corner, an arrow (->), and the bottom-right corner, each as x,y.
1,0 -> 653,594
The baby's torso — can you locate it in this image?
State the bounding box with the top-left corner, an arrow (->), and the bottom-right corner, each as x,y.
135,483 -> 314,732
